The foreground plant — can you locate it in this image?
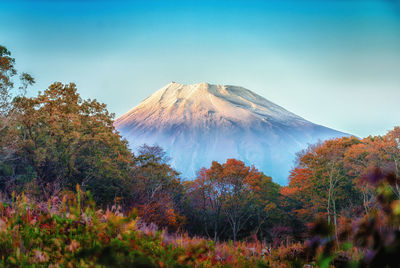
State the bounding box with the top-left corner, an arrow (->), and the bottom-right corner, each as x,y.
0,186 -> 272,267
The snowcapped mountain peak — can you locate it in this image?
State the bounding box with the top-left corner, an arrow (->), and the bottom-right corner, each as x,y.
115,82 -> 349,184
123,82 -> 307,129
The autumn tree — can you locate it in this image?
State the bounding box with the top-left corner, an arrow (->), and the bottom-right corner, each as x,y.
281,167 -> 315,221
344,136 -> 385,213
185,159 -> 282,241
217,159 -> 265,241
382,127 -> 400,194
283,137 -> 362,240
344,129 -> 400,212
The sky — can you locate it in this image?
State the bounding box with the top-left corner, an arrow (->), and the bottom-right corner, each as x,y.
1,0 -> 399,138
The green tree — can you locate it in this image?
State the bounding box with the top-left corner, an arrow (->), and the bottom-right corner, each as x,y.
249,173 -> 281,240
12,82 -> 132,204
0,45 -> 34,161
129,144 -> 185,230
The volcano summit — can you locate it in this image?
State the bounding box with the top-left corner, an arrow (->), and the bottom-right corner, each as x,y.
115,82 -> 349,184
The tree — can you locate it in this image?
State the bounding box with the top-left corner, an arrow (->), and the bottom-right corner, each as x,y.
187,159 -> 278,241
249,173 -> 281,240
382,127 -> 400,195
185,165 -> 227,241
284,137 -> 362,241
0,45 -> 18,117
129,144 -> 184,230
281,167 -> 315,221
10,82 -> 132,204
344,129 -> 400,212
344,136 -> 384,213
0,45 -> 34,162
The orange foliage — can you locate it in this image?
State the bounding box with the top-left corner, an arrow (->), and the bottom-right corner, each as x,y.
137,196 -> 183,231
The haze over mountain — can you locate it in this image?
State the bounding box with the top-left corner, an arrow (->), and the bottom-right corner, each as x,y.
115,82 -> 350,184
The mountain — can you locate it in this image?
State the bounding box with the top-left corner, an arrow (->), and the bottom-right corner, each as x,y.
115,82 -> 349,184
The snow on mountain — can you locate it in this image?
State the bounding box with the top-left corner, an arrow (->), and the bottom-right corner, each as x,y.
115,82 -> 350,184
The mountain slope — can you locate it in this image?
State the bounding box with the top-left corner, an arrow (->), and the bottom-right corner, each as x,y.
115,82 -> 349,184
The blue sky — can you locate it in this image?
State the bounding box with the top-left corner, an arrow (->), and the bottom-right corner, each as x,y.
1,0 -> 399,137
